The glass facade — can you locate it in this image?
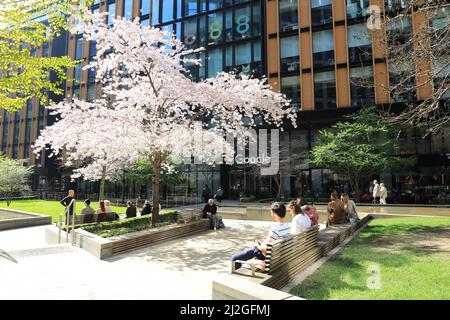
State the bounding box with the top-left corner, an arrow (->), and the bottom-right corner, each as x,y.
314,71 -> 336,109
152,0 -> 262,80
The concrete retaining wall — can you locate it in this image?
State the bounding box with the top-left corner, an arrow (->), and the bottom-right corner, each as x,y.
0,208 -> 51,231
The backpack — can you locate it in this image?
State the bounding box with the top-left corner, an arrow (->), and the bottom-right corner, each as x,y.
217,218 -> 225,229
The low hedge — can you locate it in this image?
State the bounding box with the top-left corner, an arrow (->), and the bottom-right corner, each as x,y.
72,210 -> 177,238
431,198 -> 450,205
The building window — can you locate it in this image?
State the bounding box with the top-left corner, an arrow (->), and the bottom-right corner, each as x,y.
176,0 -> 182,19
311,0 -> 333,27
252,2 -> 261,37
199,15 -> 207,46
108,1 -> 116,25
433,57 -> 450,99
141,0 -> 150,16
350,66 -> 374,107
389,62 -> 416,102
151,0 -> 159,25
183,17 -> 197,48
279,0 -> 298,33
208,12 -> 223,45
1,111 -> 8,151
141,18 -> 150,26
74,36 -> 83,84
185,0 -> 197,17
42,43 -> 49,57
87,85 -> 96,102
346,0 -> 369,20
162,1 -> 174,23
313,29 -> 334,68
225,9 -> 233,42
384,0 -> 407,12
348,23 -> 372,64
209,0 -> 223,11
123,0 -> 133,20
387,16 -> 412,58
235,41 -> 252,74
235,6 -> 252,39
281,76 -> 301,108
280,35 -> 300,73
314,71 -> 336,109
207,48 -> 223,78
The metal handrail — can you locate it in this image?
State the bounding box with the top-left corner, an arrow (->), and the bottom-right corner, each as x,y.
58,199 -> 76,244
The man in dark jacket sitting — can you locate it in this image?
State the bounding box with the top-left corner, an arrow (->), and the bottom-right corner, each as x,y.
125,201 -> 137,218
202,199 -> 218,230
140,200 -> 152,216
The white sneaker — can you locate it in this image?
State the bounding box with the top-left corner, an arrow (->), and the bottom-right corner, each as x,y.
214,227 -> 217,231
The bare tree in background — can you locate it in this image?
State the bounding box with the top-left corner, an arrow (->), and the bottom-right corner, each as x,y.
371,0 -> 449,135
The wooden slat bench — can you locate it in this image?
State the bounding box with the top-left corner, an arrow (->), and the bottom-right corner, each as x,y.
231,215 -> 372,290
110,219 -> 211,255
177,209 -> 203,224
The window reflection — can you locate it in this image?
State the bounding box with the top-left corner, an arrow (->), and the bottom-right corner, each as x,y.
279,0 -> 298,32
314,71 -> 336,109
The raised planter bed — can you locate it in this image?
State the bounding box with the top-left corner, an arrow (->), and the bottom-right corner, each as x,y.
0,208 -> 51,230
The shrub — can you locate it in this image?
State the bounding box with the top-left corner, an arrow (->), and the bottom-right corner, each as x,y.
76,210 -> 177,238
240,196 -> 256,203
431,198 -> 450,205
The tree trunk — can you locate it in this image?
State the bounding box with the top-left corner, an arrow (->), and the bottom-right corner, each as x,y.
151,153 -> 162,227
121,176 -> 125,202
99,165 -> 106,201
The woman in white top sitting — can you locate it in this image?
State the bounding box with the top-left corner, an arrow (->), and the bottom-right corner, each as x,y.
288,200 -> 311,234
341,193 -> 359,220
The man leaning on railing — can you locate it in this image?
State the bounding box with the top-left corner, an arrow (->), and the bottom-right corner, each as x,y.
60,189 -> 75,224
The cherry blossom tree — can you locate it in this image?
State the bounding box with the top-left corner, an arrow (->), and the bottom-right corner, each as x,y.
36,13 -> 297,226
34,98 -> 142,200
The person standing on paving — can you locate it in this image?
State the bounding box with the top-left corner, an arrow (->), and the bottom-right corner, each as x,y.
60,189 -> 75,223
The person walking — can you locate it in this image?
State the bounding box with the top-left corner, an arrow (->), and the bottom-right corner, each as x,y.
201,184 -> 211,203
379,183 -> 388,205
372,180 -> 381,204
214,186 -> 224,205
60,189 -> 75,224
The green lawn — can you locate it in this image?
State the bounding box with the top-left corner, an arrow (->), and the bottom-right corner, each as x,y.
290,216 -> 450,300
0,200 -> 127,223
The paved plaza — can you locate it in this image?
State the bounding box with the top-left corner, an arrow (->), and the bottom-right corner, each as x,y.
0,219 -> 275,300
0,205 -> 448,300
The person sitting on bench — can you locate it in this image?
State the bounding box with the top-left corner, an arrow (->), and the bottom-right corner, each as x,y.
327,191 -> 348,226
202,199 -> 218,230
288,200 -> 311,234
230,202 -> 291,270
